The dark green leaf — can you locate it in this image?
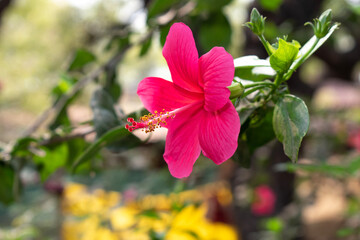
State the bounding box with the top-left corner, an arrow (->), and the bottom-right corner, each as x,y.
195,0 -> 231,12
232,140 -> 251,168
68,49 -> 96,71
269,39 -> 299,74
33,144 -> 68,182
91,88 -> 120,136
246,107 -> 275,152
0,162 -> 15,205
104,67 -> 122,102
147,0 -> 178,20
10,137 -> 37,158
273,94 -> 309,162
159,24 -> 171,47
139,37 -> 152,57
198,12 -> 231,52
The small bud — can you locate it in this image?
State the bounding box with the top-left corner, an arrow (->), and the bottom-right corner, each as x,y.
244,8 -> 266,36
305,9 -> 333,38
228,82 -> 245,99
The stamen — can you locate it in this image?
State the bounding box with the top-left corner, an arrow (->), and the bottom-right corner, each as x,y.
126,110 -> 176,133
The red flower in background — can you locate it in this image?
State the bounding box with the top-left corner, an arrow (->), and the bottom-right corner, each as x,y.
348,129 -> 360,152
251,185 -> 276,216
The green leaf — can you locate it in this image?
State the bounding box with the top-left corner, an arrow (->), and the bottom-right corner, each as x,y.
33,144 -> 68,181
147,0 -> 178,20
159,24 -> 171,47
259,0 -> 283,11
195,0 -> 231,12
90,88 -> 120,136
273,94 -> 309,162
234,55 -> 271,68
198,12 -> 231,52
269,39 -> 300,74
246,107 -> 275,153
72,126 -> 133,172
139,36 -> 152,57
68,49 -> 96,71
0,162 -> 15,205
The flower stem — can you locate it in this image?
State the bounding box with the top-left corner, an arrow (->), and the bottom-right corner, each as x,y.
259,35 -> 273,56
244,82 -> 275,89
242,86 -> 266,98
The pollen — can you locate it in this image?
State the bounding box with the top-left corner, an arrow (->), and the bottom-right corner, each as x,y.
125,110 -> 175,133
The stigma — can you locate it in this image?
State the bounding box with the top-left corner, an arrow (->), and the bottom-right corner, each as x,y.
125,109 -> 175,133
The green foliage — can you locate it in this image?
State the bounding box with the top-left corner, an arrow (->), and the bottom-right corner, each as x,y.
33,144 -> 68,181
140,36 -> 153,57
273,94 -> 309,162
198,12 -> 231,52
147,0 -> 180,20
269,39 -> 300,74
195,0 -> 231,12
68,49 -> 96,71
0,162 -> 15,205
259,0 -> 283,12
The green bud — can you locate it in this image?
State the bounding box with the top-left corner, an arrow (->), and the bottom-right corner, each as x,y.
244,8 -> 266,36
228,82 -> 245,99
305,9 -> 333,38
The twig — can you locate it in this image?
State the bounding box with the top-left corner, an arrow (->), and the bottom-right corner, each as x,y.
39,127 -> 95,146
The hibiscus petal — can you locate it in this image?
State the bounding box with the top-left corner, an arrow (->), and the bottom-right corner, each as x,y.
164,103 -> 203,178
137,77 -> 203,113
163,22 -> 202,93
199,47 -> 234,112
199,100 -> 240,164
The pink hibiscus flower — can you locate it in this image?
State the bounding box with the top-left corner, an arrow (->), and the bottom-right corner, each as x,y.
251,185 -> 276,216
126,23 -> 240,178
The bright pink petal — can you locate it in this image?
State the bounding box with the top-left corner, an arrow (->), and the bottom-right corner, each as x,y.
137,77 -> 203,113
162,23 -> 202,93
199,47 -> 234,112
164,102 -> 204,178
199,100 -> 240,164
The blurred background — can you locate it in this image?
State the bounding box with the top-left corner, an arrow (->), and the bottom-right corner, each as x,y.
0,0 -> 360,239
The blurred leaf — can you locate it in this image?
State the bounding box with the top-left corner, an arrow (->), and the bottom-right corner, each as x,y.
138,209 -> 161,219
198,12 -> 231,52
0,162 -> 15,205
195,0 -> 231,12
90,88 -> 141,152
259,0 -> 283,11
147,0 -> 178,20
276,156 -> 360,177
140,36 -> 153,56
159,24 -> 171,47
264,217 -> 283,233
10,137 -> 37,158
104,67 -> 122,102
270,39 -> 299,74
337,228 -> 355,238
72,126 -> 134,172
273,94 -> 309,162
33,144 -> 68,182
51,74 -> 77,98
246,107 -> 275,152
91,88 -> 120,136
68,49 -> 96,71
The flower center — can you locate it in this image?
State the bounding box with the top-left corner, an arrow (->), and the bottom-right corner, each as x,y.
125,109 -> 175,133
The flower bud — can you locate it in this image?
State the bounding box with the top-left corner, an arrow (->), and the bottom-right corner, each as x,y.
244,8 -> 266,36
305,9 -> 333,38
